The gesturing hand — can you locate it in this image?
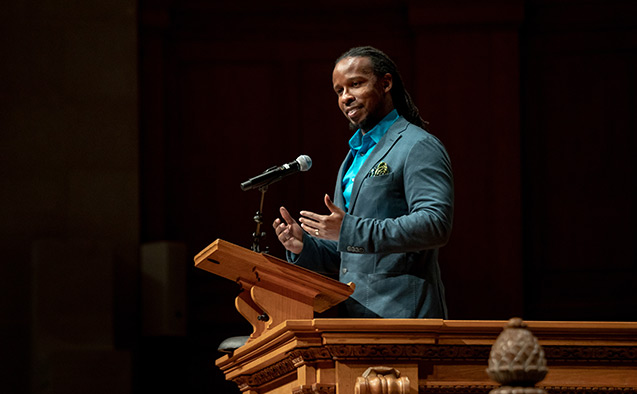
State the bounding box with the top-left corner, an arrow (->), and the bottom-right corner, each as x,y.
272,206 -> 304,254
299,194 -> 345,241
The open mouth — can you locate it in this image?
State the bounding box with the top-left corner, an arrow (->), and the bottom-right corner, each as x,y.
347,107 -> 361,119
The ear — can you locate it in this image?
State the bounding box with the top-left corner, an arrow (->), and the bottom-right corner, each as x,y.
381,73 -> 393,93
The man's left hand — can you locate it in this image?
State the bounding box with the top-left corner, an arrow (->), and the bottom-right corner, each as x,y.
299,194 -> 344,241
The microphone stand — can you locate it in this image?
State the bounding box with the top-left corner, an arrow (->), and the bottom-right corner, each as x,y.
250,186 -> 270,322
251,185 -> 269,253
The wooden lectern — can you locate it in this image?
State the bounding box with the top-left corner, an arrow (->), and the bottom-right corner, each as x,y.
194,239 -> 355,343
195,240 -> 637,394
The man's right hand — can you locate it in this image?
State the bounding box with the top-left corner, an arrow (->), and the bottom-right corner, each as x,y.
273,206 -> 304,254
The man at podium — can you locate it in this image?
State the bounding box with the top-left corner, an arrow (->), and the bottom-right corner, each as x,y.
273,46 -> 454,319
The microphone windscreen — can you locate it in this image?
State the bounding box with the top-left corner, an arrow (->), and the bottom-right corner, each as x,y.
296,155 -> 312,171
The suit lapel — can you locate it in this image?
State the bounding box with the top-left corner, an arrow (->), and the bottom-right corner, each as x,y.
348,117 -> 407,211
334,152 -> 353,210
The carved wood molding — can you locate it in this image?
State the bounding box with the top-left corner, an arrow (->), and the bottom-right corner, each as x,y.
293,383 -> 336,394
232,347 -> 334,390
230,344 -> 637,391
323,343 -> 637,363
419,385 -> 637,394
543,345 -> 637,363
419,385 -> 495,394
233,357 -> 296,390
541,388 -> 637,394
289,347 -> 333,366
326,344 -> 492,361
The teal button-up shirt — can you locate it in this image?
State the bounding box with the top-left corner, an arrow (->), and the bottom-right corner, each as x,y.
342,109 -> 399,210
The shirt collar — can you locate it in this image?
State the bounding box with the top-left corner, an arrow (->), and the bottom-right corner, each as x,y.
348,109 -> 399,152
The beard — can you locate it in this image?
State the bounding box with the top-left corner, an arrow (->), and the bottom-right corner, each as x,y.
348,112 -> 382,133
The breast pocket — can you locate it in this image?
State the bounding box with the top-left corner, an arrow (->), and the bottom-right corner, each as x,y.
361,172 -> 395,187
358,173 -> 406,218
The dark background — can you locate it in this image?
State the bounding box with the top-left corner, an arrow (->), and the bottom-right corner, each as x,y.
1,0 -> 635,393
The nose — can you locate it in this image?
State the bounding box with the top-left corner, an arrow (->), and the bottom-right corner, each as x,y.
340,89 -> 354,106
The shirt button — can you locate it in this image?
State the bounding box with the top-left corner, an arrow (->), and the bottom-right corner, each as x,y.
342,268 -> 348,274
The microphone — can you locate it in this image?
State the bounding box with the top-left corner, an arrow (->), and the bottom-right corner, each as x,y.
240,155 -> 312,191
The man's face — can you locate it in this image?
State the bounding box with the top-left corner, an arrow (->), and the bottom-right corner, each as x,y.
332,56 -> 393,132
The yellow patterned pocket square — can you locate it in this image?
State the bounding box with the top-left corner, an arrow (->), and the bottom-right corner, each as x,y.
369,161 -> 390,177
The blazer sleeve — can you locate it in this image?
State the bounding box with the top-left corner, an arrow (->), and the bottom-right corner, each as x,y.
337,135 -> 454,254
286,231 -> 341,275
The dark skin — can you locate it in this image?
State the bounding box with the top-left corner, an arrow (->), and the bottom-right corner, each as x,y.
273,56 -> 394,254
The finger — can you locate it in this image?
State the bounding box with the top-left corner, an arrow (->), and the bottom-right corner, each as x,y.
274,221 -> 288,238
280,206 -> 296,225
278,222 -> 294,240
324,194 -> 345,217
300,210 -> 323,221
280,228 -> 292,242
324,194 -> 337,212
299,216 -> 321,229
300,222 -> 315,231
300,223 -> 320,237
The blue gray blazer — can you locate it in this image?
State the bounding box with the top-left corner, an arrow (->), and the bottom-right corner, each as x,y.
288,117 -> 453,318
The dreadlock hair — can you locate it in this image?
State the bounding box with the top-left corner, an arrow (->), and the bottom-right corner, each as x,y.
336,46 -> 427,130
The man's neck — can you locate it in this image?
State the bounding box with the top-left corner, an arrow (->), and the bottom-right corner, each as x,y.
359,109 -> 395,134
361,108 -> 397,134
